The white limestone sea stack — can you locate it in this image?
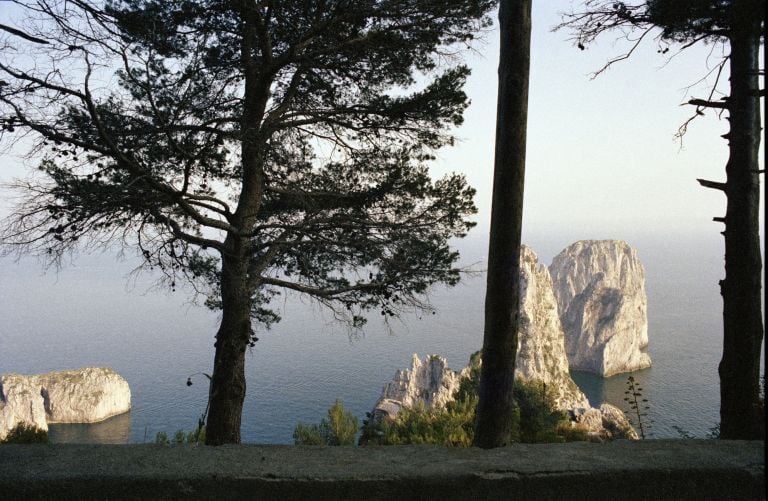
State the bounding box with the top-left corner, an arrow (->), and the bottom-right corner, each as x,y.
0,367 -> 131,440
0,374 -> 49,437
370,242 -> 643,440
372,247 -> 588,421
517,246 -> 590,410
549,240 -> 651,377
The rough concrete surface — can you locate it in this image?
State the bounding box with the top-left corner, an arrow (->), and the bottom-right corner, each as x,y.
0,440 -> 763,500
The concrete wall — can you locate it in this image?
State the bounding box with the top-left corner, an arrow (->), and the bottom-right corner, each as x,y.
0,440 -> 763,500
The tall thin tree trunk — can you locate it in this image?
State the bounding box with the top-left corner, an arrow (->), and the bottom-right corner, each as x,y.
474,0 -> 531,449
718,0 -> 764,440
205,252 -> 252,445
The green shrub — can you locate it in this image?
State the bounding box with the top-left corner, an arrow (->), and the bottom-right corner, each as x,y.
293,423 -> 325,445
369,398 -> 477,447
186,426 -> 206,444
294,400 -> 359,446
557,421 -> 590,442
512,379 -> 570,443
173,430 -> 187,444
154,426 -> 206,445
321,400 -> 359,445
1,423 -> 49,444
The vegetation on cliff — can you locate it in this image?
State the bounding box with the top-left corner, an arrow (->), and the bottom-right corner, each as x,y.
297,354 -> 589,447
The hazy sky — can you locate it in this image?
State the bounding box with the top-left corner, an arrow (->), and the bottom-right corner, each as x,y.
434,2 -> 764,245
0,2 -> 764,247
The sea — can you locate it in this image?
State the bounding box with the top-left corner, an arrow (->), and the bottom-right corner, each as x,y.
1,228 -> 763,443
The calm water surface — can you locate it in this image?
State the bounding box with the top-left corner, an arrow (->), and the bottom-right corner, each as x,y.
1,229 -> 757,443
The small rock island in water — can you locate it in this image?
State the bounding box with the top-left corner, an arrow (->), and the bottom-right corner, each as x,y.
0,367 -> 131,440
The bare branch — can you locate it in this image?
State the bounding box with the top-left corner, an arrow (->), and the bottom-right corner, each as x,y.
591,26 -> 656,79
675,57 -> 729,144
688,98 -> 728,109
0,22 -> 50,44
697,178 -> 726,191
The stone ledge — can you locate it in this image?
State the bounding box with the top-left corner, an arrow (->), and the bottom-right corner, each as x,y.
0,440 -> 763,500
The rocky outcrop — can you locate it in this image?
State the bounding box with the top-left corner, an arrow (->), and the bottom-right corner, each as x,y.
549,240 -> 651,377
0,368 -> 131,440
517,246 -> 589,410
370,243 -> 645,440
372,354 -> 467,422
372,247 -> 589,421
570,404 -> 638,441
371,353 -> 636,440
34,368 -> 132,424
0,374 -> 49,438
372,247 -> 590,421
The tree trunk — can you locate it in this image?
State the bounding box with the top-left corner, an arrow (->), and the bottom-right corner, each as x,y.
474,0 -> 531,448
718,0 -> 764,440
201,2 -> 266,446
205,252 -> 253,445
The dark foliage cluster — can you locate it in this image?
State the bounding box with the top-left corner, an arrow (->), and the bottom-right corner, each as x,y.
647,0 -> 748,43
0,423 -> 49,444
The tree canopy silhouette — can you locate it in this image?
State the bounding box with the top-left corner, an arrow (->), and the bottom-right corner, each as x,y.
0,0 -> 495,444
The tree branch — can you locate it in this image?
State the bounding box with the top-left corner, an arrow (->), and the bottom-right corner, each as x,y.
0,22 -> 50,44
688,98 -> 728,109
697,178 -> 726,191
151,211 -> 224,251
260,276 -> 377,298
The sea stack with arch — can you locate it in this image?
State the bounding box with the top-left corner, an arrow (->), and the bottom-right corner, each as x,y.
0,367 -> 131,440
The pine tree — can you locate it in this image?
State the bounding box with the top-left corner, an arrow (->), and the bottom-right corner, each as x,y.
0,0 -> 495,444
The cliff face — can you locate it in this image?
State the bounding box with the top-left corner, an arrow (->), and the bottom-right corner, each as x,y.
34,367 -> 132,424
372,354 -> 467,422
0,374 -> 49,439
549,240 -> 651,377
372,246 -> 589,421
517,246 -> 589,410
0,367 -> 131,440
370,242 -> 645,439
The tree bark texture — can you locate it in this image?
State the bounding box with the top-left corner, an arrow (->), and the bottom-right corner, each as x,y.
474,0 -> 531,448
764,2 -> 767,431
718,0 -> 764,440
205,252 -> 253,445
